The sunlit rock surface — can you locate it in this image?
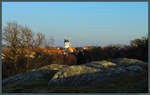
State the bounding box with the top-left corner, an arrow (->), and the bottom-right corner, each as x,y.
48,58 -> 147,86
38,64 -> 68,70
110,58 -> 145,66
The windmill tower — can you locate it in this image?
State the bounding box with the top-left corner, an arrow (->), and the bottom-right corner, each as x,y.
64,38 -> 70,49
64,38 -> 75,53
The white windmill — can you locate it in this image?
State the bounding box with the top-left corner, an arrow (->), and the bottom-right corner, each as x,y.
64,37 -> 71,49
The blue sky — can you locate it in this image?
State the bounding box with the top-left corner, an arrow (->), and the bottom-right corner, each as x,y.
2,2 -> 148,47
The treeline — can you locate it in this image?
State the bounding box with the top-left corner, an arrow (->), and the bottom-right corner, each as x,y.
2,22 -> 148,79
75,36 -> 148,64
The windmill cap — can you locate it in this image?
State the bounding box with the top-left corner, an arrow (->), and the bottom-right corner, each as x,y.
64,39 -> 69,42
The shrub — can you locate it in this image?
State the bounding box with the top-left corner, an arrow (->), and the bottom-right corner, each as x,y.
64,54 -> 77,65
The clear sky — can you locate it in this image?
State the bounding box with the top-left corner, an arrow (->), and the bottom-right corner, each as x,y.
2,2 -> 148,47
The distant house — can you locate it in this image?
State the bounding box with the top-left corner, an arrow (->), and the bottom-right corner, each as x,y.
84,46 -> 89,50
2,39 -> 77,59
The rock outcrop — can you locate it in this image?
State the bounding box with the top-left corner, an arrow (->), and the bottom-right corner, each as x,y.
3,58 -> 147,87
48,58 -> 147,86
110,58 -> 146,66
3,64 -> 68,85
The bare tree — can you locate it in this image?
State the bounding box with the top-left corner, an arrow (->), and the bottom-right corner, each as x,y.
2,22 -> 46,49
49,36 -> 55,46
34,32 -> 45,48
44,36 -> 55,48
20,26 -> 35,48
3,22 -> 21,49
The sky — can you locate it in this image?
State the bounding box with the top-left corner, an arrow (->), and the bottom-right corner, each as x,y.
2,2 -> 148,47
